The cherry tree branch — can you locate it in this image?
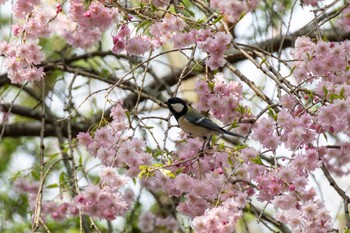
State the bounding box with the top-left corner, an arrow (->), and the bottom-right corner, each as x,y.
246,204 -> 291,233
321,163 -> 350,229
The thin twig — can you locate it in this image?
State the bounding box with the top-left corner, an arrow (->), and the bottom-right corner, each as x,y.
32,79 -> 46,232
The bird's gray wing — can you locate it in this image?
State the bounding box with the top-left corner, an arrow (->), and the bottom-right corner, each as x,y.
185,109 -> 223,133
186,108 -> 246,138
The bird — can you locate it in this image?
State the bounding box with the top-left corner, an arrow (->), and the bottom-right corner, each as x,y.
165,97 -> 246,140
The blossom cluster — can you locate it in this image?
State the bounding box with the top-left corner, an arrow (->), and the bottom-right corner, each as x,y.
317,98 -> 350,136
78,102 -> 153,177
138,212 -> 179,232
321,143 -> 350,176
252,102 -> 317,151
1,0 -> 119,84
64,0 -> 118,48
138,136 -> 331,232
112,15 -> 188,56
248,101 -> 342,231
0,42 -> 45,83
300,0 -> 321,6
210,0 -> 260,23
0,0 -> 51,84
338,7 -> 350,31
244,145 -> 333,232
7,0 -> 118,50
195,73 -> 245,125
112,25 -> 154,56
141,138 -> 251,227
112,14 -> 234,69
14,178 -> 79,221
289,36 -> 350,176
150,15 -> 187,40
290,36 -> 350,86
275,200 -> 332,233
13,101 -> 138,222
75,168 -> 130,220
192,197 -> 243,233
14,167 -> 132,221
12,11 -> 52,40
13,0 -> 40,19
197,31 -> 233,70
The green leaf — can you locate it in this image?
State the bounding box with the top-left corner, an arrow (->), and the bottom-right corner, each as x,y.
207,81 -> 215,91
235,105 -> 245,115
250,156 -> 263,165
31,170 -> 40,180
260,57 -> 267,65
125,111 -> 131,126
46,183 -> 59,189
138,165 -> 151,179
146,146 -> 153,154
308,91 -> 314,100
322,85 -> 328,98
234,143 -> 248,151
289,66 -> 296,75
211,135 -> 218,145
268,106 -> 277,121
175,167 -> 185,174
212,15 -> 224,24
62,145 -> 69,153
137,170 -> 146,179
9,172 -> 22,182
230,120 -> 239,129
217,142 -> 225,150
306,51 -> 312,60
184,8 -> 195,17
238,11 -> 246,21
197,19 -> 205,24
153,149 -> 163,157
152,163 -> 164,167
159,168 -> 175,178
79,155 -> 82,166
59,171 -> 66,184
329,93 -> 340,102
48,153 -> 59,159
100,68 -> 111,77
228,156 -> 234,166
150,3 -> 157,11
339,87 -> 345,99
137,20 -> 151,32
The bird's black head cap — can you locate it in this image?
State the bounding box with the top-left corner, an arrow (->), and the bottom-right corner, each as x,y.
166,97 -> 188,120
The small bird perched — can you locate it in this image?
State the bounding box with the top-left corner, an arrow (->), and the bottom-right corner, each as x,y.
165,97 -> 246,139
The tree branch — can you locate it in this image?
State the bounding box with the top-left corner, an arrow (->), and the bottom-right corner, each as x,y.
321,163 -> 350,229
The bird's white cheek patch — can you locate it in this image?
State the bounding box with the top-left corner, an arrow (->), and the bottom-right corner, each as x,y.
171,103 -> 184,113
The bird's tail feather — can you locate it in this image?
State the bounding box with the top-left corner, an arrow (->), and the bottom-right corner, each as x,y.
221,129 -> 247,139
